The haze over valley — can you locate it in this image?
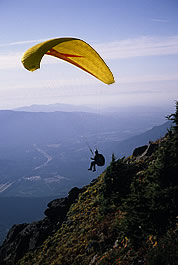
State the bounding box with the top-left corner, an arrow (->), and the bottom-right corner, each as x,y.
0,104 -> 172,198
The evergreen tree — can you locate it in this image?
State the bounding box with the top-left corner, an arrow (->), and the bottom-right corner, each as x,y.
166,100 -> 178,135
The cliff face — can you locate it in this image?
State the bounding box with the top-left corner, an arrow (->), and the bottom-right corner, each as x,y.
0,130 -> 178,265
0,187 -> 85,264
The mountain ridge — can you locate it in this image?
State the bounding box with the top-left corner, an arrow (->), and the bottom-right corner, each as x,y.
14,103 -> 95,113
0,117 -> 177,264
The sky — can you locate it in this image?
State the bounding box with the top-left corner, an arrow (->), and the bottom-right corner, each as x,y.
0,0 -> 178,110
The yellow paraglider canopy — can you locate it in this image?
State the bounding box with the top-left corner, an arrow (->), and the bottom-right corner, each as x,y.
21,37 -> 115,85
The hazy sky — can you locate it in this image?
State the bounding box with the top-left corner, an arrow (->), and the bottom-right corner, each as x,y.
0,0 -> 178,109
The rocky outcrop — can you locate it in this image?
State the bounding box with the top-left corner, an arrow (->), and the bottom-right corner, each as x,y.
132,142 -> 159,158
143,142 -> 159,156
0,186 -> 85,264
44,186 -> 85,221
132,145 -> 148,157
0,219 -> 53,264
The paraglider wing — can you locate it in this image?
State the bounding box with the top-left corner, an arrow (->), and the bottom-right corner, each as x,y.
21,38 -> 115,84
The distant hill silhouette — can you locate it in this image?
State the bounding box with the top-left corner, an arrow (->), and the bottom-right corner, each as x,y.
14,103 -> 94,113
102,120 -> 172,158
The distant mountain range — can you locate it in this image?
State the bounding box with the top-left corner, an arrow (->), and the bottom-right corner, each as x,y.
14,103 -> 174,117
14,103 -> 95,113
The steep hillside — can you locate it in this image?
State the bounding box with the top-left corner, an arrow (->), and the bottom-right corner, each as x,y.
0,105 -> 177,265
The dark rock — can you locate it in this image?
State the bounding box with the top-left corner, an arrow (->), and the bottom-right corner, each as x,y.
68,187 -> 85,202
44,197 -> 69,222
133,145 -> 148,157
144,143 -> 159,156
3,223 -> 28,243
0,218 -> 55,264
0,186 -> 84,264
44,186 -> 85,222
133,142 -> 159,158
